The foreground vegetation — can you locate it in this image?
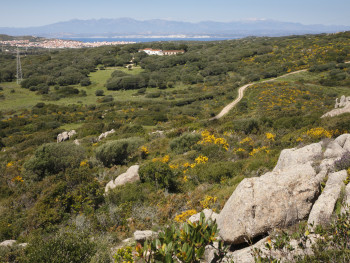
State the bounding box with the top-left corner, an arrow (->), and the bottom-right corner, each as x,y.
0,32 -> 350,262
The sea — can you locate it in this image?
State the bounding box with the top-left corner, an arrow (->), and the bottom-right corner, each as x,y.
63,37 -> 235,43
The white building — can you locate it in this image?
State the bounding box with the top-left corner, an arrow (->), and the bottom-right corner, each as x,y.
139,48 -> 185,56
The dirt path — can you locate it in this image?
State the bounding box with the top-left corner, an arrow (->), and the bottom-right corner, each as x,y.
210,69 -> 308,120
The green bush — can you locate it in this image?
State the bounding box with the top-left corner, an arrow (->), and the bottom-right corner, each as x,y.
95,89 -> 104,96
24,230 -> 96,263
139,161 -> 177,191
24,143 -> 86,178
191,161 -> 242,183
95,137 -> 144,167
170,133 -> 201,154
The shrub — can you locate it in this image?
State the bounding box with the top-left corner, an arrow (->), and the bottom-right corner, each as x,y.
95,89 -> 104,96
24,142 -> 86,178
335,151 -> 350,171
24,230 -> 96,263
136,213 -> 228,262
139,161 -> 177,191
98,95 -> 114,103
95,137 -> 144,167
191,161 -> 242,183
106,182 -> 152,206
80,78 -> 91,86
170,133 -> 201,154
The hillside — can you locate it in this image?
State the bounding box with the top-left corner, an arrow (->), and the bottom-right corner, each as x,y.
1,18 -> 350,38
1,32 -> 350,262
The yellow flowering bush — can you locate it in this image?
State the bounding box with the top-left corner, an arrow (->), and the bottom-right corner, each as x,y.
140,146 -> 149,159
174,209 -> 197,222
265,132 -> 276,141
198,130 -> 229,151
80,160 -> 89,167
249,146 -> 270,156
11,176 -> 24,183
195,155 -> 208,164
140,146 -> 149,155
306,127 -> 332,139
6,161 -> 15,168
200,195 -> 217,209
152,155 -> 170,163
239,137 -> 254,146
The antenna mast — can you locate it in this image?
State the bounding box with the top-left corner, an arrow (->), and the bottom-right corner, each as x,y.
16,48 -> 23,84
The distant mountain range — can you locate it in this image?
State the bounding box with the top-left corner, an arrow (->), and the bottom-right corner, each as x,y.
0,18 -> 349,38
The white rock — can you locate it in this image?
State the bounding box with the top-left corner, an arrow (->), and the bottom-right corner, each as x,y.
334,134 -> 350,147
97,129 -> 115,142
134,230 -> 157,242
0,240 -> 17,247
188,209 -> 219,223
57,130 -> 77,143
217,163 -> 317,244
324,141 -> 346,159
308,170 -> 348,226
105,165 -> 140,193
341,183 -> 350,213
273,142 -> 322,172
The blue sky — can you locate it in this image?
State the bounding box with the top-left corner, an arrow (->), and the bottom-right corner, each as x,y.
1,0 -> 350,27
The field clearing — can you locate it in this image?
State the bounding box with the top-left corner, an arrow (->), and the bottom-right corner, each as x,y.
0,66 -> 191,113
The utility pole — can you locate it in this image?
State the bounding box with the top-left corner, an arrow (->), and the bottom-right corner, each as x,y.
16,48 -> 23,84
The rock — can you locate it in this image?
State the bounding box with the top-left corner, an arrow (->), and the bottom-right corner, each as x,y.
18,243 -> 28,247
188,209 -> 218,223
217,163 -> 318,244
0,240 -> 17,247
57,131 -> 68,143
343,137 -> 350,152
73,139 -> 80,145
105,165 -> 140,193
334,134 -> 350,147
324,141 -> 346,159
105,180 -> 116,193
341,183 -> 350,213
273,142 -> 322,172
322,103 -> 350,118
68,130 -> 77,137
308,170 -> 348,226
57,130 -> 76,143
150,130 -> 164,137
134,230 -> 157,242
97,129 -> 115,141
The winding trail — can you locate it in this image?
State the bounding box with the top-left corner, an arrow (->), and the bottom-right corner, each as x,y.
211,61 -> 350,120
210,69 -> 308,120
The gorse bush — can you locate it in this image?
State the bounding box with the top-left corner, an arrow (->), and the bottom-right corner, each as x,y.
24,142 -> 86,178
95,137 -> 144,167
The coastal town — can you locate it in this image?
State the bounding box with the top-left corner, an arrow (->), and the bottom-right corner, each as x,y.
0,38 -> 135,49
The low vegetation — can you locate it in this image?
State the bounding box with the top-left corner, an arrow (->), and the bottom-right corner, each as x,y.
0,32 -> 350,262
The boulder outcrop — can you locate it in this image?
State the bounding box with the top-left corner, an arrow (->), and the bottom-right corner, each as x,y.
308,170 -> 348,226
217,134 -> 350,245
322,95 -> 350,118
273,142 -> 322,172
97,129 -> 115,141
57,130 -> 77,143
217,163 -> 318,244
105,165 -> 140,192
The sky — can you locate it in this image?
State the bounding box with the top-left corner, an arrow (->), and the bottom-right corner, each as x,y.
1,0 -> 350,27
